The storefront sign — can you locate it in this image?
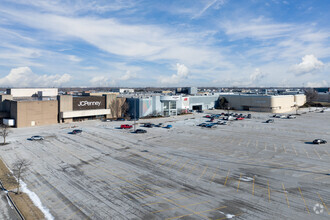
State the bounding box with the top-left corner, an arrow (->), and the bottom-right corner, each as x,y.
73,96 -> 106,110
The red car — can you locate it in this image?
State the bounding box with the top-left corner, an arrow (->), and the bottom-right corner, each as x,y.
236,117 -> 244,120
121,124 -> 132,129
205,115 -> 211,118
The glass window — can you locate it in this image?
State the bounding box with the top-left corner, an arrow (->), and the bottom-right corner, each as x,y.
170,101 -> 176,109
164,102 -> 169,109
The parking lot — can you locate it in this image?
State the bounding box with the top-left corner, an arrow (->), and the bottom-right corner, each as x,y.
1,108 -> 329,220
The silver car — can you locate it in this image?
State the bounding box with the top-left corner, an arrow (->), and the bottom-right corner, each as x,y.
30,136 -> 44,141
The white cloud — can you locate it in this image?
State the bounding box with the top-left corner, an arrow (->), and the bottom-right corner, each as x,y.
306,80 -> 328,87
160,63 -> 189,85
221,17 -> 295,40
119,70 -> 137,81
90,76 -> 111,87
67,55 -> 82,62
192,0 -> 226,19
0,8 -> 228,68
291,54 -> 324,75
249,68 -> 265,82
0,67 -> 71,87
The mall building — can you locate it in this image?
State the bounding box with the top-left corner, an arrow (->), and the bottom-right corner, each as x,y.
0,88 -> 306,127
0,88 -> 125,127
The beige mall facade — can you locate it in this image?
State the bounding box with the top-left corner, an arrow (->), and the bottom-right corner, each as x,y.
220,94 -> 306,113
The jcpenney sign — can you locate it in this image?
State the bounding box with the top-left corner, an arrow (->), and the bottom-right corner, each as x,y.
73,96 -> 105,110
78,101 -> 101,107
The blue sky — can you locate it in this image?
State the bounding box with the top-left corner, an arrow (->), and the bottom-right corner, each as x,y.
0,0 -> 329,87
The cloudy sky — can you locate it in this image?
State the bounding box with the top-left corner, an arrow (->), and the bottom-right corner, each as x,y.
0,0 -> 329,87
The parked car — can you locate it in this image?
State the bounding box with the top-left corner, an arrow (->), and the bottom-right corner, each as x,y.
135,129 -> 147,133
116,118 -> 125,121
287,115 -> 296,119
312,139 -> 327,144
154,123 -> 163,127
198,123 -> 207,127
121,124 -> 132,129
165,124 -> 172,129
266,119 -> 274,123
205,115 -> 211,118
205,124 -> 217,128
103,119 -> 111,122
280,115 -> 286,119
236,117 -> 244,120
247,114 -> 252,119
72,129 -> 82,134
30,135 -> 44,141
144,123 -> 154,128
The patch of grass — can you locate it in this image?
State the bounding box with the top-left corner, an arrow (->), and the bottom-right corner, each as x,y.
0,158 -> 44,220
10,192 -> 45,220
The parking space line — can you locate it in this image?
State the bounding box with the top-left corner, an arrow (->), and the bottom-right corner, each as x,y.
267,181 -> 270,202
169,159 -> 179,169
211,164 -> 220,181
302,147 -> 310,158
198,165 -> 208,179
292,145 -> 298,156
246,140 -> 250,147
198,206 -> 227,214
273,144 -> 277,152
178,160 -> 190,171
150,200 -> 210,214
317,193 -> 330,215
159,158 -> 170,168
298,187 -> 310,214
264,143 -> 267,151
237,173 -> 242,192
66,203 -> 87,220
283,145 -> 287,153
224,169 -> 230,186
313,148 -> 322,160
188,163 -> 198,174
171,194 -> 198,201
282,183 -> 290,208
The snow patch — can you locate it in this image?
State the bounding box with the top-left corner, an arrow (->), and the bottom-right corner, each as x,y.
21,181 -> 54,220
226,214 -> 235,218
239,176 -> 253,182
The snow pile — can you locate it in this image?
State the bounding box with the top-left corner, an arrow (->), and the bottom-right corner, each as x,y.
226,214 -> 235,218
239,176 -> 253,182
21,181 -> 54,220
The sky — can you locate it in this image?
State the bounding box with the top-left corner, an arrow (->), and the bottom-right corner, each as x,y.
0,0 -> 329,87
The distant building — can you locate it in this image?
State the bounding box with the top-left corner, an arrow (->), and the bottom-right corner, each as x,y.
176,87 -> 197,95
219,94 -> 306,113
111,88 -> 134,93
7,88 -> 58,98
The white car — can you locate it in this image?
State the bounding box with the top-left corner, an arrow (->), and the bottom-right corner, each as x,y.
280,115 -> 286,119
30,136 -> 44,141
287,115 -> 296,119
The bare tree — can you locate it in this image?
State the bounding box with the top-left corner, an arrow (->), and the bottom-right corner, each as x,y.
293,104 -> 299,115
304,89 -> 319,105
121,101 -> 129,119
12,159 -> 31,194
0,125 -> 10,145
110,99 -> 121,119
218,97 -> 229,110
